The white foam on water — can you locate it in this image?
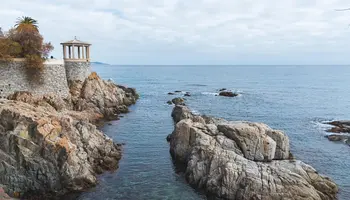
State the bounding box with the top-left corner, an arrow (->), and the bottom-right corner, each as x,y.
201,92 -> 218,96
191,109 -> 201,115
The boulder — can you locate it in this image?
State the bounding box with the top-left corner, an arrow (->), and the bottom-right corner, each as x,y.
171,97 -> 185,106
219,91 -> 238,97
168,105 -> 338,200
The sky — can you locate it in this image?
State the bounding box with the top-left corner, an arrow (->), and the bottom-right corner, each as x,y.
1,0 -> 350,65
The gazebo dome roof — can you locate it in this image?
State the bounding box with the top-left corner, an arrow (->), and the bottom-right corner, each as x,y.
60,37 -> 91,46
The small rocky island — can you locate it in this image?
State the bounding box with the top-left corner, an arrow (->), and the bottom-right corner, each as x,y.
167,105 -> 338,200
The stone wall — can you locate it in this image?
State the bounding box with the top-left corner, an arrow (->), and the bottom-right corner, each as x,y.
0,60 -> 70,98
65,61 -> 91,82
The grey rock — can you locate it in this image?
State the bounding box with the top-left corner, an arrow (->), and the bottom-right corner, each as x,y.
171,97 -> 185,106
219,91 -> 238,97
0,72 -> 138,198
168,105 -> 338,200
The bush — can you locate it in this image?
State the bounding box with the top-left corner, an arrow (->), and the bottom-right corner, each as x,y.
1,17 -> 54,73
0,37 -> 22,60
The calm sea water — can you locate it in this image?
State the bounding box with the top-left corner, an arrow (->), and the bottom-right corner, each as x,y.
76,65 -> 350,200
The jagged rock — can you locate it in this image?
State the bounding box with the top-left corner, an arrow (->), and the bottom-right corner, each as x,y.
219,91 -> 238,97
69,72 -> 138,120
325,121 -> 350,133
0,72 -> 138,199
171,97 -> 185,106
168,105 -> 338,200
0,100 -> 122,198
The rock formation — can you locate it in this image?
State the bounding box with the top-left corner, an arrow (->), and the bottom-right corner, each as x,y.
168,105 -> 338,200
324,121 -> 350,146
219,91 -> 238,97
0,72 -> 138,199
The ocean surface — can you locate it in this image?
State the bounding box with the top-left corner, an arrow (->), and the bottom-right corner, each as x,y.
75,65 -> 350,200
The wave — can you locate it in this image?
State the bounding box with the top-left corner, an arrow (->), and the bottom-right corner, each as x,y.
201,92 -> 218,96
191,109 -> 201,115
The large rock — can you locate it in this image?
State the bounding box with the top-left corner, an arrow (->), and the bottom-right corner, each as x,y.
168,105 -> 338,200
0,100 -> 122,198
0,72 -> 138,199
69,72 -> 138,120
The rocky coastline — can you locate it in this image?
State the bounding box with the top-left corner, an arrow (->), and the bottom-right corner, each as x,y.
0,72 -> 138,199
167,105 -> 338,200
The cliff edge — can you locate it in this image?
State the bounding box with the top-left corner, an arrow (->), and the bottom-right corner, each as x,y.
0,72 -> 138,199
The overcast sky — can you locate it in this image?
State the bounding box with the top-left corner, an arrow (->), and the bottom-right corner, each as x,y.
1,0 -> 350,65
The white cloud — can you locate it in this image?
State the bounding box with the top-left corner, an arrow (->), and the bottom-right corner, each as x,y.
1,0 -> 350,64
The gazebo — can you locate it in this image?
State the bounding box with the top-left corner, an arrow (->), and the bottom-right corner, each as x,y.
60,37 -> 91,62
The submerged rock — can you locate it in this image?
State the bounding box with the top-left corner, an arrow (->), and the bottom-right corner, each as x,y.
168,105 -> 338,200
184,92 -> 191,97
218,88 -> 227,91
168,92 -> 175,95
219,91 -> 238,97
0,72 -> 138,198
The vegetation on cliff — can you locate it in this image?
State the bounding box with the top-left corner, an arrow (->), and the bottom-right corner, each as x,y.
0,16 -> 53,71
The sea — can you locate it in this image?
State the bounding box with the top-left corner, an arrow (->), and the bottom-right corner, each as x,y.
71,65 -> 350,200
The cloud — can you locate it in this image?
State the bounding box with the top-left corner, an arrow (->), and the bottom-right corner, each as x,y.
1,0 -> 350,64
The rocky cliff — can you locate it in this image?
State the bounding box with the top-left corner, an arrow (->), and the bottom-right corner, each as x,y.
0,72 -> 138,199
168,106 -> 338,200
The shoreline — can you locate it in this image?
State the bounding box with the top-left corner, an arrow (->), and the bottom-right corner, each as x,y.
0,72 -> 138,199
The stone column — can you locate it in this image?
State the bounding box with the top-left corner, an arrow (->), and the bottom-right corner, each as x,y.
63,45 -> 66,59
82,46 -> 85,59
78,46 -> 81,59
86,46 -> 90,60
72,45 -> 75,59
68,46 -> 71,59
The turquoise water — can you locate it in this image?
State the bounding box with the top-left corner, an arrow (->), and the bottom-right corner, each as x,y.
77,65 -> 350,200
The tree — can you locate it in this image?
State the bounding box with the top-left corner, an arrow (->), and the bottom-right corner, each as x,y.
15,16 -> 39,32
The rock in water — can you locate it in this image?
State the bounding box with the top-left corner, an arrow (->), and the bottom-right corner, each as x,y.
0,72 -> 138,198
172,97 -> 185,106
219,91 -> 238,97
184,92 -> 191,97
168,105 -> 338,200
